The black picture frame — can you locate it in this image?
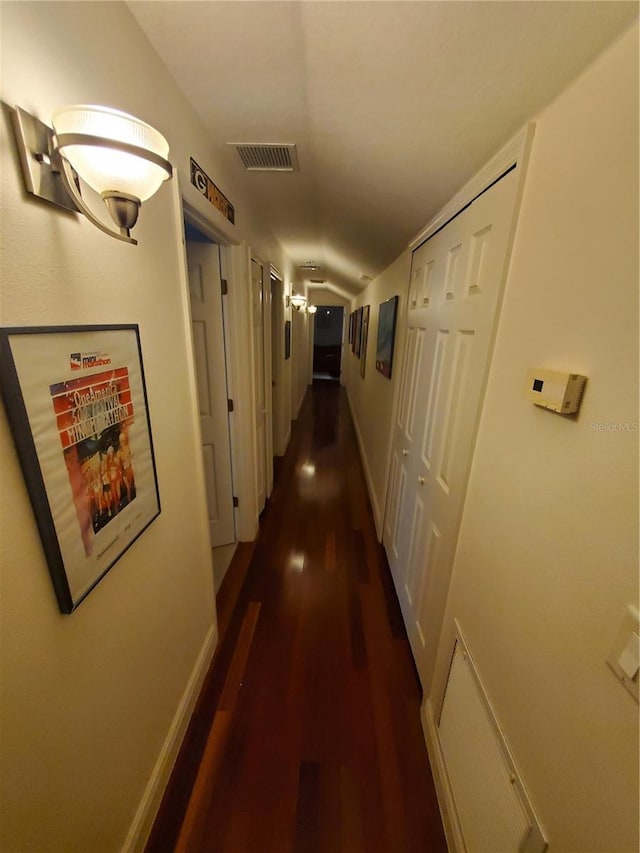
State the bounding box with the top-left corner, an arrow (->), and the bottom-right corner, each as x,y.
375,295 -> 399,379
0,324 -> 161,613
360,305 -> 370,379
284,320 -> 291,360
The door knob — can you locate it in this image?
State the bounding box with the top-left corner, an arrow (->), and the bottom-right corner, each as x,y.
402,449 -> 409,457
418,476 -> 425,485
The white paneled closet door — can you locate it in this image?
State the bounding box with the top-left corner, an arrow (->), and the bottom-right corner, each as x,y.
385,165 -> 522,690
187,241 -> 236,548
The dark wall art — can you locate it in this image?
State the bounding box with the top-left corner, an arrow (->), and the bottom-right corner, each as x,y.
375,295 -> 399,379
360,305 -> 370,379
284,319 -> 291,360
354,307 -> 362,357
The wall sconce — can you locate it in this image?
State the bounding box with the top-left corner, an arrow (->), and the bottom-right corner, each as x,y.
12,104 -> 173,245
290,293 -> 307,311
307,305 -> 317,314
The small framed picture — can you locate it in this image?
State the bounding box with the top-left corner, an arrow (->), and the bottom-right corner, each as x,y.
360,305 -> 370,379
0,325 -> 160,613
375,295 -> 399,379
355,307 -> 363,358
284,320 -> 291,359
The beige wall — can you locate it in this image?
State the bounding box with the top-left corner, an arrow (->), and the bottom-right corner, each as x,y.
308,287 -> 350,309
291,297 -> 310,419
345,252 -> 411,535
0,2 -> 297,850
429,25 -> 638,852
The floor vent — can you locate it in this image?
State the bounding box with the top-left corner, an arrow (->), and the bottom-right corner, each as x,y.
438,625 -> 547,853
230,143 -> 299,172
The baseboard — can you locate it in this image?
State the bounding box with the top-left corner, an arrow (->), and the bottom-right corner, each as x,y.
421,697 -> 465,853
212,541 -> 238,593
122,623 -> 218,852
293,385 -> 306,420
346,389 -> 383,540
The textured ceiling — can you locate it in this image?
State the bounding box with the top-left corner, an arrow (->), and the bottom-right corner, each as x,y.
128,1 -> 638,296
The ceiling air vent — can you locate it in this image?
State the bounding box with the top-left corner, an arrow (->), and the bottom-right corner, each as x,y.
309,279 -> 326,284
230,143 -> 299,172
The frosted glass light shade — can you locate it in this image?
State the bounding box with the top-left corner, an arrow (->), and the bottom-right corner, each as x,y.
291,294 -> 307,309
52,105 -> 170,202
307,305 -> 318,314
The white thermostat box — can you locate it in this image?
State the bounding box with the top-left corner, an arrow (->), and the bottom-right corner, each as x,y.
526,368 -> 586,414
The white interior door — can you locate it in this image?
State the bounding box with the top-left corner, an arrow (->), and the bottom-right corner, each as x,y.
187,240 -> 235,547
251,258 -> 267,512
271,276 -> 281,452
385,168 -> 520,689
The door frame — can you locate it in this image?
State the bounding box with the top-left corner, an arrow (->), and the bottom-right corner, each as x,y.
250,253 -> 274,506
270,267 -> 286,458
184,235 -> 236,556
181,199 -> 260,542
381,124 -> 536,540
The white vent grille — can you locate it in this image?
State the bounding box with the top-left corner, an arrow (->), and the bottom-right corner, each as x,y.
231,143 -> 298,171
438,630 -> 547,853
309,279 -> 326,284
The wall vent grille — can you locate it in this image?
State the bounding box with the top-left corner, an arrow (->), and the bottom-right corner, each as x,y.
230,143 -> 299,172
438,626 -> 548,853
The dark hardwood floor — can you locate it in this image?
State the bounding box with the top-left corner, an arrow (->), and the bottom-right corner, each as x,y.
146,381 -> 447,853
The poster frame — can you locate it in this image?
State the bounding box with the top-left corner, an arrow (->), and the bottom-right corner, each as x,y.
0,324 -> 160,613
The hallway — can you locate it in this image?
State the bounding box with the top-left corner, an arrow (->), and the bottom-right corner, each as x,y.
148,381 -> 447,852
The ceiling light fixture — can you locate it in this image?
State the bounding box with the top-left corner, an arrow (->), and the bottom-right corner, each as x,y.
307,305 -> 317,314
300,261 -> 319,271
13,105 -> 173,245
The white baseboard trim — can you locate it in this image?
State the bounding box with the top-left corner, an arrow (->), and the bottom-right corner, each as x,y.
421,697 -> 465,853
346,389 -> 383,540
293,386 -> 306,420
122,623 -> 218,852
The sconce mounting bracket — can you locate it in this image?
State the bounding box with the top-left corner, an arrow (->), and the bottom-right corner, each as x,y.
12,107 -> 79,213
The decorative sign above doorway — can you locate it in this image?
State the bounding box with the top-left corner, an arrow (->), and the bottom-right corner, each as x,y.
190,158 -> 235,224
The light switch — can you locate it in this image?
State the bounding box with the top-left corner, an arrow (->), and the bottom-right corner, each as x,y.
618,632 -> 639,680
607,606 -> 640,703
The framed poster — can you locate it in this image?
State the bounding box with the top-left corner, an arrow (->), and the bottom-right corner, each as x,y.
348,312 -> 354,345
284,320 -> 291,360
360,305 -> 370,379
354,307 -> 363,357
375,295 -> 399,379
0,325 -> 160,613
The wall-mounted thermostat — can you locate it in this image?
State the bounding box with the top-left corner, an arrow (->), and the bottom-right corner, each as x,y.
526,369 -> 587,414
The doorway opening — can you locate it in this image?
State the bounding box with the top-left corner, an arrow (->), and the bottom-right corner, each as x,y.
183,218 -> 236,590
312,305 -> 344,382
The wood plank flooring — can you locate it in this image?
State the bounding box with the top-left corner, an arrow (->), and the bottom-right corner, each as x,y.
146,381 -> 447,852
